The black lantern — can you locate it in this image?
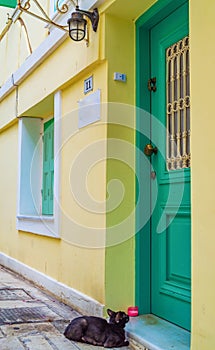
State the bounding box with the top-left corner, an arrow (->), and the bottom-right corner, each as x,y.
68,6 -> 99,42
67,12 -> 87,41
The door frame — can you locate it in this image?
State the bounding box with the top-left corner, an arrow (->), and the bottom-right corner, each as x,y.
135,0 -> 189,315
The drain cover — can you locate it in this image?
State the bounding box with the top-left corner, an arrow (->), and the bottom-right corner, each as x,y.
0,288 -> 32,301
0,306 -> 60,325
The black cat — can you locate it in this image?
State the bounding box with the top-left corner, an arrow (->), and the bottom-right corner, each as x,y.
64,309 -> 129,348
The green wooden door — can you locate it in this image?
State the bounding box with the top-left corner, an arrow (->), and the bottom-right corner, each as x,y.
150,3 -> 191,330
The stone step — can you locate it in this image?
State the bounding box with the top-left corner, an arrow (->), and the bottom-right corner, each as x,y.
126,314 -> 190,350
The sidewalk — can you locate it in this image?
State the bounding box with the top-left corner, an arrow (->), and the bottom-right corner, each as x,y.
0,265 -> 130,350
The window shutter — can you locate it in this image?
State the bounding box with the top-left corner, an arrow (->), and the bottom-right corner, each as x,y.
42,119 -> 54,215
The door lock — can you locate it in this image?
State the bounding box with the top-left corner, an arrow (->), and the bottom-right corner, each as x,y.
151,171 -> 156,180
144,144 -> 158,156
148,77 -> 157,92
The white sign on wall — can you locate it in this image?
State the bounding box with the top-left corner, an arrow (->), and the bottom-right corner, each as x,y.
78,89 -> 101,128
84,76 -> 93,94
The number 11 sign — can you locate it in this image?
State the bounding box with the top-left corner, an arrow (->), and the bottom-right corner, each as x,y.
84,76 -> 93,94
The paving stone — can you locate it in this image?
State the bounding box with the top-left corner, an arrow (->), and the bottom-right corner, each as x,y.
20,335 -> 55,349
1,322 -> 57,337
0,268 -> 51,302
18,286 -> 55,303
0,269 -> 22,284
52,319 -> 72,333
0,288 -> 33,301
67,341 -> 129,350
42,334 -> 80,349
0,336 -> 26,349
42,299 -> 79,320
0,300 -> 45,309
71,342 -> 106,350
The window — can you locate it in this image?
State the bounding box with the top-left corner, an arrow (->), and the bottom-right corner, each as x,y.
17,91 -> 61,237
49,0 -> 67,18
53,0 -> 64,13
42,118 -> 54,215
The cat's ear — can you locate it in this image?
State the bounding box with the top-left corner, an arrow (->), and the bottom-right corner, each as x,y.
107,309 -> 115,317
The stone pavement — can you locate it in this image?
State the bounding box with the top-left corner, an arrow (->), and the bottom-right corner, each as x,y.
0,265 -> 130,350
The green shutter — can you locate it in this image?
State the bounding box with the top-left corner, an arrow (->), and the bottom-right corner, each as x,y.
42,119 -> 54,215
0,0 -> 16,8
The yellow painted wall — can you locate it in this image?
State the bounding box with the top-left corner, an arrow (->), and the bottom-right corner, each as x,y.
104,0 -> 157,312
0,5 -> 107,304
0,3 -> 48,86
0,91 -> 17,129
58,63 -> 108,300
190,0 -> 215,348
0,122 -> 18,256
0,65 -> 108,304
18,35 -> 100,116
104,12 -> 135,311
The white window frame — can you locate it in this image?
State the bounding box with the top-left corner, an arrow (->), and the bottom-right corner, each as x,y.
48,0 -> 75,32
16,91 -> 62,238
50,0 -> 65,17
49,0 -> 99,16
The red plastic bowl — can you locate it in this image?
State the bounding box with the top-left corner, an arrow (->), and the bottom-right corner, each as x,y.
127,306 -> 139,317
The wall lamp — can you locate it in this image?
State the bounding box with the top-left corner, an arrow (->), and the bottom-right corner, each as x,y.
68,6 -> 99,41
17,0 -> 99,42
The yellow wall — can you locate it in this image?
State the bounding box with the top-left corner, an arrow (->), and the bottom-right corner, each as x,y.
59,63 -> 108,299
104,12 -> 135,310
0,91 -> 17,129
104,0 -> 156,314
0,3 -> 48,86
190,0 -> 215,348
0,5 -> 107,304
18,34 -> 101,116
0,122 -> 18,256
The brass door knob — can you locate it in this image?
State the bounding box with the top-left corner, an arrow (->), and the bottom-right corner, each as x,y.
144,144 -> 158,156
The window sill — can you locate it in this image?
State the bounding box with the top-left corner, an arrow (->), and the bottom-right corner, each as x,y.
126,314 -> 190,350
16,215 -> 60,238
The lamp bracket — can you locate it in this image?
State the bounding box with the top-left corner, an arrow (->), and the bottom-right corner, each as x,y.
16,1 -> 99,39
17,0 -> 77,32
75,6 -> 99,32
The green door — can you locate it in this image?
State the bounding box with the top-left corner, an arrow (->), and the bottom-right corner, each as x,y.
137,2 -> 191,331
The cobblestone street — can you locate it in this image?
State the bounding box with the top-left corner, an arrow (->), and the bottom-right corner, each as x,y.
0,266 -> 129,350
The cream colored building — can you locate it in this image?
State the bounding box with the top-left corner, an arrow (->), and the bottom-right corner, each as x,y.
0,0 -> 214,349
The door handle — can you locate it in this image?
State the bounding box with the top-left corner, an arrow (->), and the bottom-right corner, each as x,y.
144,144 -> 158,156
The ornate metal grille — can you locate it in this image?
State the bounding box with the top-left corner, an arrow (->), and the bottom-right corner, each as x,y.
166,36 -> 190,170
